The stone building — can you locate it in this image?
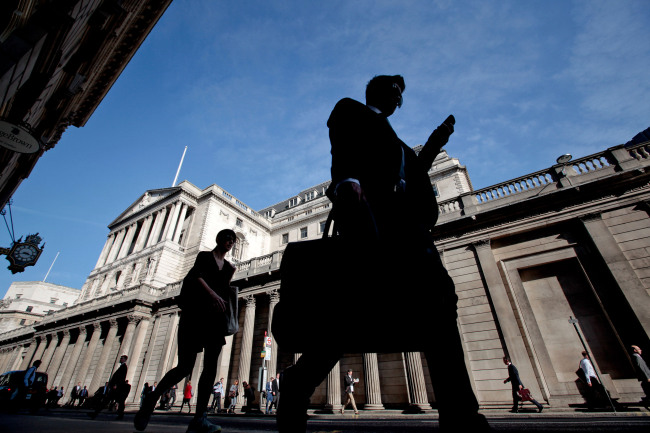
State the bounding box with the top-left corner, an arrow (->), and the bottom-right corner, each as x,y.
0,281 -> 80,333
0,142 -> 649,412
0,0 -> 172,209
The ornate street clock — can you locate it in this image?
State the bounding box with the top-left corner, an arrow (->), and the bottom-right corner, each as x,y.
4,233 -> 45,274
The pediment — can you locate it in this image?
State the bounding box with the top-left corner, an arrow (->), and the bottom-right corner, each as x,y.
108,187 -> 180,228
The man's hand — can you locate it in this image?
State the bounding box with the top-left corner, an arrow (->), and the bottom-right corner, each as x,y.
519,385 -> 523,390
337,181 -> 365,204
210,294 -> 227,313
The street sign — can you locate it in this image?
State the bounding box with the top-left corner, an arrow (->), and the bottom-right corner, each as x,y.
266,337 -> 272,346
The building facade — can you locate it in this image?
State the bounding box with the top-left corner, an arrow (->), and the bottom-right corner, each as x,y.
0,142 -> 649,411
0,281 -> 80,333
0,0 -> 172,210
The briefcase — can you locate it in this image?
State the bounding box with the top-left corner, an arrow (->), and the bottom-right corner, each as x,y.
271,212 -> 437,354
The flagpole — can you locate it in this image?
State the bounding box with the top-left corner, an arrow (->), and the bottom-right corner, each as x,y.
43,251 -> 60,282
172,146 -> 188,187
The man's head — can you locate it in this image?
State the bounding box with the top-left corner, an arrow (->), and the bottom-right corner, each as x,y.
220,377 -> 224,382
633,345 -> 642,355
33,360 -> 42,368
582,351 -> 589,358
120,354 -> 128,364
502,356 -> 511,365
347,369 -> 353,375
216,229 -> 236,251
366,75 -> 405,117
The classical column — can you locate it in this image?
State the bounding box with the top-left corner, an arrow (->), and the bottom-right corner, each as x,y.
363,352 -> 384,410
156,312 -> 180,379
96,234 -> 115,268
112,316 -> 137,373
403,352 -> 431,411
125,317 -> 150,403
147,208 -> 167,247
325,360 -> 342,412
266,290 -> 280,376
74,323 -> 102,390
172,204 -> 189,243
59,327 -> 88,400
41,334 -> 58,372
106,229 -> 127,264
32,336 -> 47,362
117,223 -> 137,259
164,202 -> 182,241
293,353 -> 302,364
160,203 -> 177,241
47,329 -> 72,381
134,316 -> 161,404
19,339 -> 38,370
580,213 -> 650,335
134,215 -> 154,252
89,319 -> 119,393
235,295 -> 256,409
216,335 -> 234,389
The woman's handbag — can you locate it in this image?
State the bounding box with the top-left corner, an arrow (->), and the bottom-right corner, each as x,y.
225,286 -> 239,336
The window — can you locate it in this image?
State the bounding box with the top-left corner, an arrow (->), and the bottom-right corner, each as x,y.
281,233 -> 289,244
231,236 -> 243,261
15,294 -> 22,299
289,197 -> 301,207
305,191 -> 315,201
300,227 -> 308,239
25,306 -> 33,312
319,221 -> 327,234
62,302 -> 68,307
19,319 -> 26,325
433,184 -> 439,197
50,298 -> 57,304
306,209 -> 312,215
236,218 -> 243,227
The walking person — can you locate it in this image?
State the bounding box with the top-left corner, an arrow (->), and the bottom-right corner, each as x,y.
276,75 -> 488,433
265,376 -> 275,414
89,354 -> 128,419
10,359 -> 41,408
134,229 -> 238,433
227,380 -> 239,413
78,386 -> 89,407
211,378 -> 223,413
632,345 -> 650,406
579,351 -> 606,409
179,380 -> 193,413
115,380 -> 131,420
503,356 -> 543,413
340,369 -> 359,415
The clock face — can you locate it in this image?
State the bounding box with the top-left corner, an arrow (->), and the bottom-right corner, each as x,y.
13,244 -> 38,262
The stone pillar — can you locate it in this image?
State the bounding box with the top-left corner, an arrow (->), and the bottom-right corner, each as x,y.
266,290 -> 279,376
164,202 -> 181,241
47,329 -> 72,381
96,234 -> 115,268
235,295 -> 256,410
293,353 -> 302,364
172,204 -> 189,243
362,353 -> 384,410
19,339 -> 38,370
325,361 -> 342,412
403,352 -> 431,411
217,335 -> 234,389
79,320 -> 109,393
117,223 -> 137,259
32,336 -> 47,362
134,316 -> 160,404
106,229 -> 127,264
126,317 -> 151,401
160,203 -> 177,241
89,319 -> 119,393
41,334 -> 58,372
112,316 -> 136,373
60,326 -> 88,401
134,215 -> 153,252
156,312 -> 180,379
473,239 -> 540,397
580,213 -> 650,335
147,208 -> 167,247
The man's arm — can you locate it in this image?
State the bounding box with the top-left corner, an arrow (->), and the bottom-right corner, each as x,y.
416,116 -> 454,170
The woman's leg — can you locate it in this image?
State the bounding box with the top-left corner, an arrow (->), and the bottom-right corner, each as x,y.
192,341 -> 221,419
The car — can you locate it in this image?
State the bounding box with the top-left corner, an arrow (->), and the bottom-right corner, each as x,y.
0,370 -> 48,413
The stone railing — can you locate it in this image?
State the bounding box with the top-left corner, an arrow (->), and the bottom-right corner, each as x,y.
438,142 -> 650,219
234,251 -> 283,279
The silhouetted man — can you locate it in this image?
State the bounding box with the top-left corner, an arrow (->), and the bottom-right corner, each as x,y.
276,75 -> 488,432
632,345 -> 650,405
503,356 -> 543,413
90,354 -> 128,419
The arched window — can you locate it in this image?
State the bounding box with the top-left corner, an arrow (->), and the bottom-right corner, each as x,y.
231,236 -> 243,261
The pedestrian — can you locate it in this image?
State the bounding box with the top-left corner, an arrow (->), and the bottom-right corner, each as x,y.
631,345 -> 650,406
135,229 -> 237,433
265,375 -> 274,414
242,381 -> 255,412
276,75 -> 488,433
179,380 -> 193,413
578,351 -> 606,409
271,373 -> 280,411
10,359 -> 41,407
56,387 -> 65,406
228,379 -> 239,413
503,356 -> 543,413
78,386 -> 89,407
168,384 -> 177,409
211,378 -> 223,413
89,354 -> 128,419
341,369 -> 359,415
140,382 -> 151,407
67,382 -> 80,407
115,380 -> 131,420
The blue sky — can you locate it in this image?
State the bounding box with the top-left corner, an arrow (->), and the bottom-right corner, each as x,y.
1,0 -> 649,297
